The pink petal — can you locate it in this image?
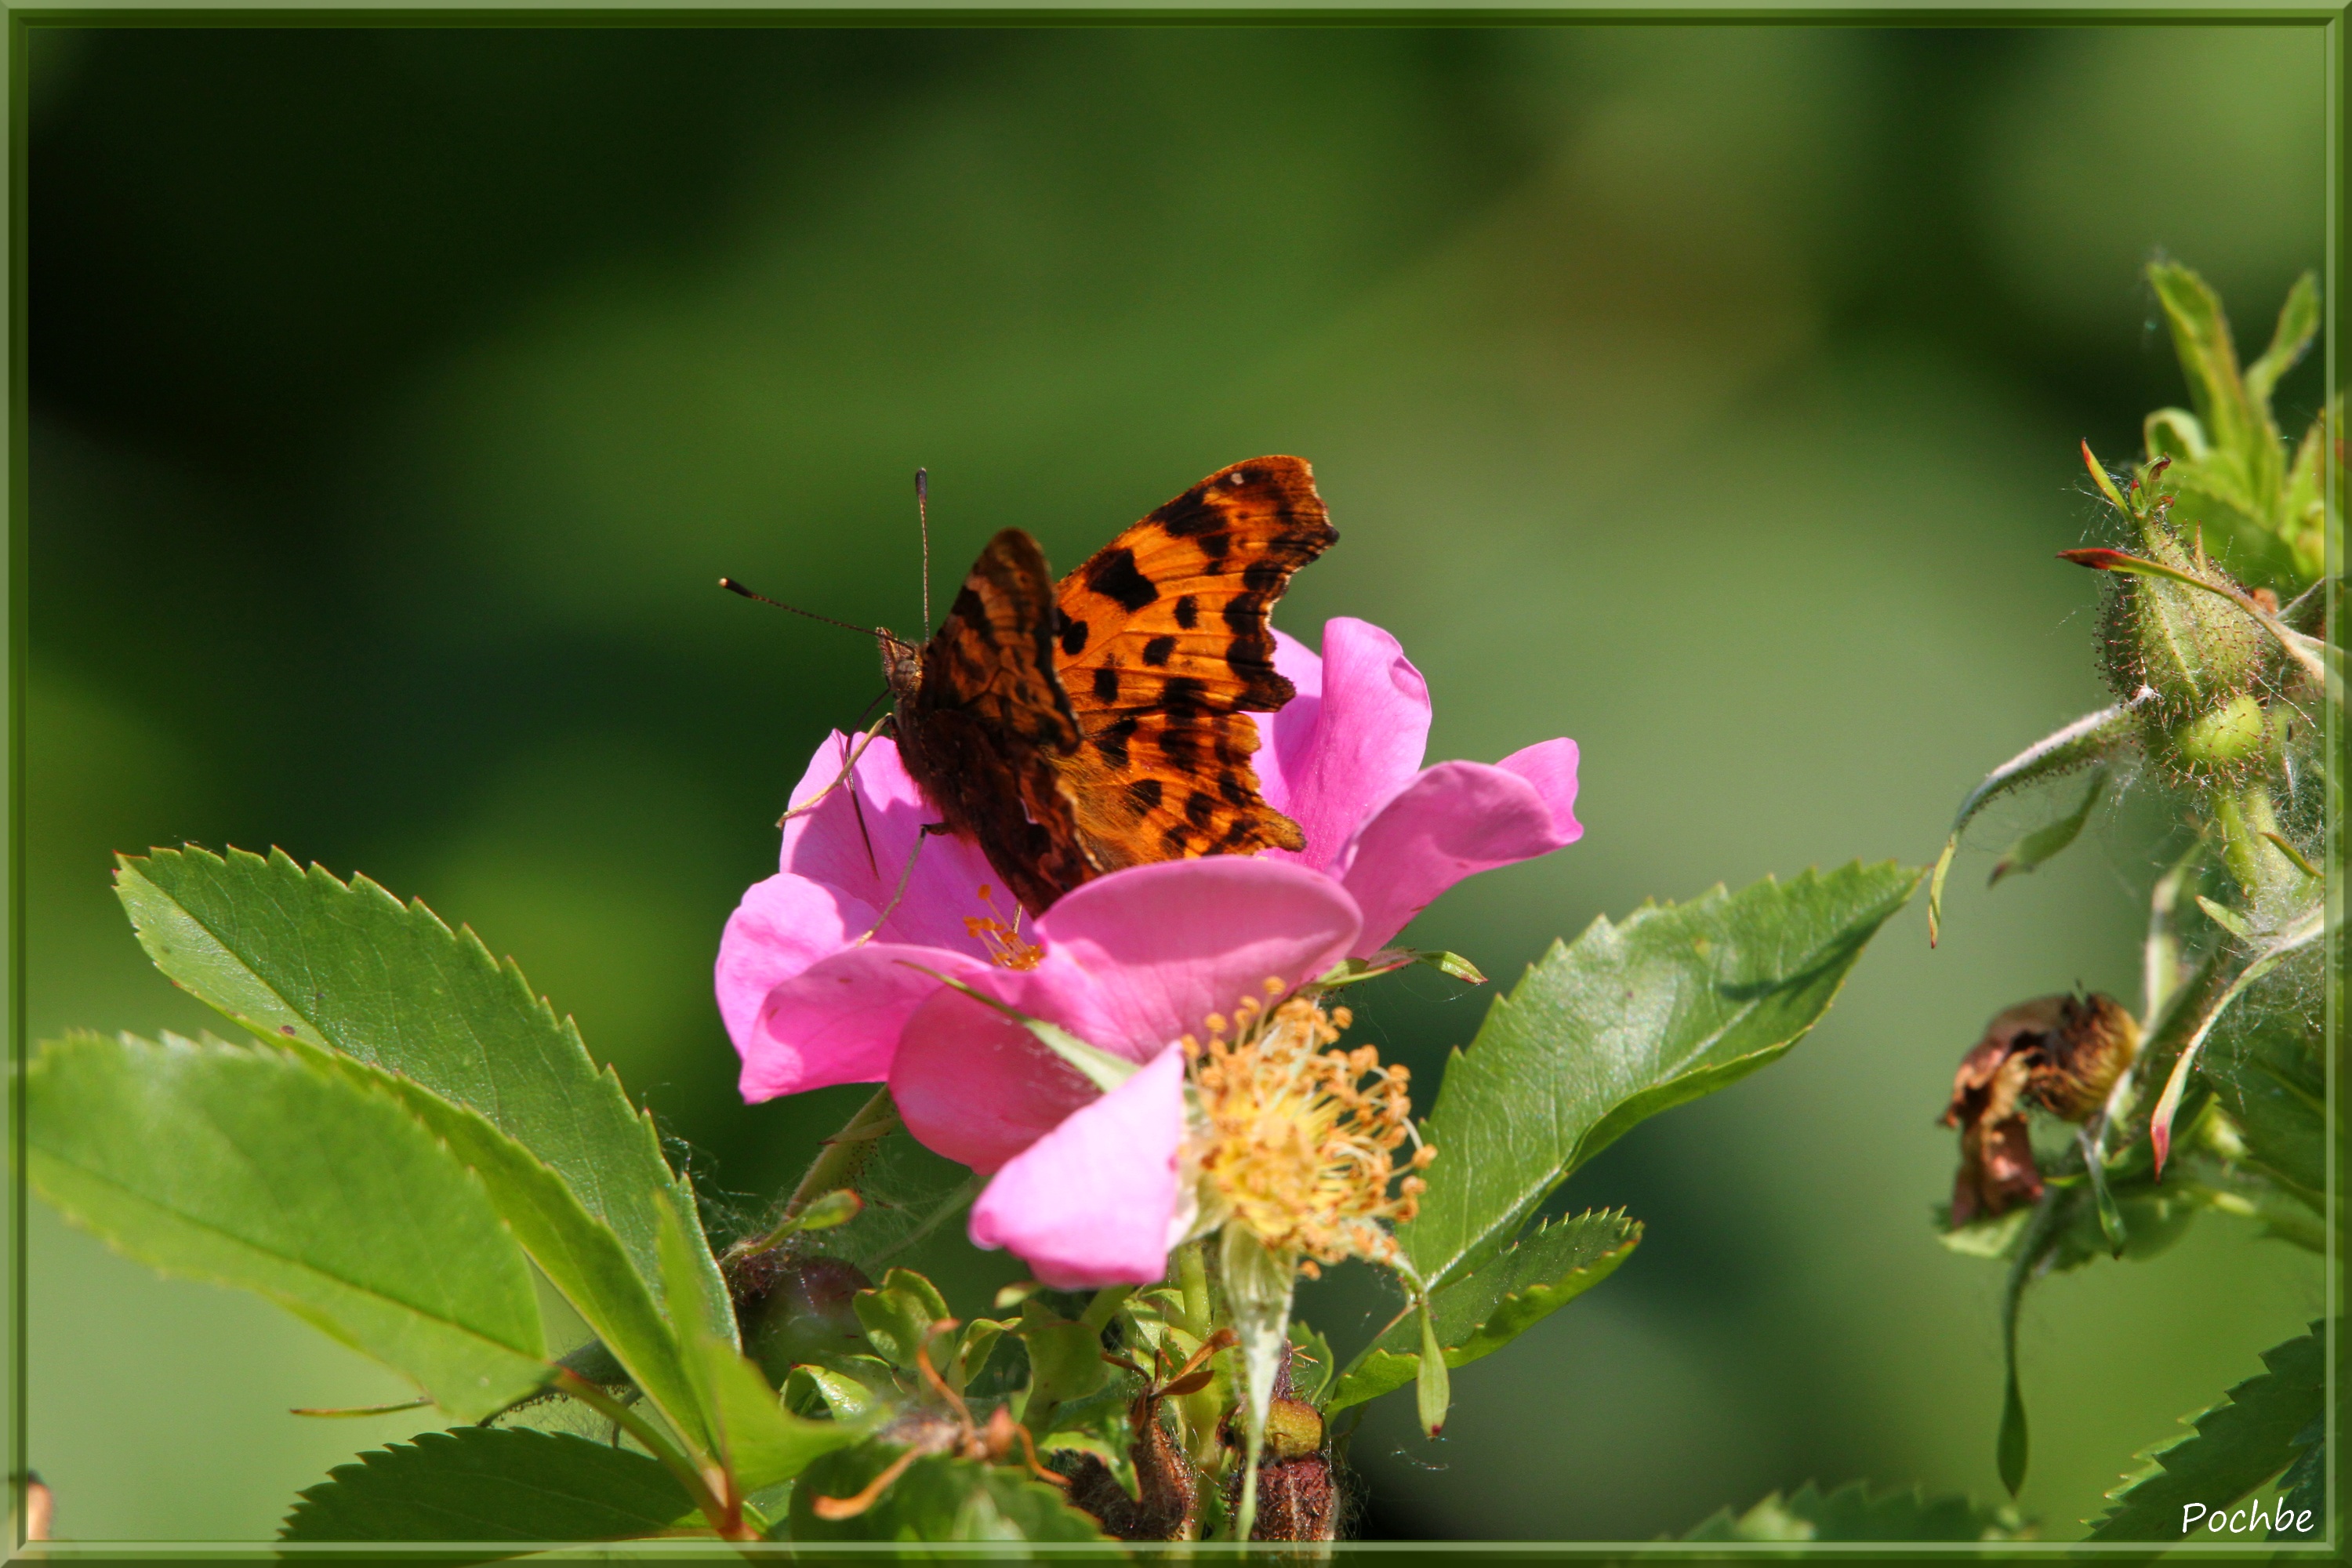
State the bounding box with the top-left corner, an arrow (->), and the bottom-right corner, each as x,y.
1497,739 -> 1584,840
741,943 -> 996,1101
778,732 -> 1008,956
967,1047 -> 1187,1289
1256,619 -> 1431,874
890,986 -> 1098,1174
1019,858 -> 1362,1056
715,870 -> 871,1055
1250,626 -> 1323,813
1334,742 -> 1583,953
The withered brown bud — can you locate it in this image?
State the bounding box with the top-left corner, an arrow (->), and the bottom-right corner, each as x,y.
1218,1349 -> 1340,1541
1054,1380 -> 1200,1541
1940,993 -> 2141,1224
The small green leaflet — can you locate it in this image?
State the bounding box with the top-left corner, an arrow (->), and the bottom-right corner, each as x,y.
1327,1210 -> 1640,1414
28,1032 -> 548,1422
1987,768 -> 2107,887
1929,712 -> 2134,945
1399,862 -> 1919,1294
281,1428 -> 695,1541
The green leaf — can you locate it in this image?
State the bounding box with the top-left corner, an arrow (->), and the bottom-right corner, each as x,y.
27,1032 -> 547,1421
1327,1210 -> 1642,1414
1012,1299 -> 1109,1432
1928,710 -> 2135,945
787,1446 -> 1108,1541
112,846 -> 732,1345
280,1427 -> 695,1541
314,1053 -> 710,1455
2241,270 -> 2319,421
1313,947 -> 1488,990
2194,895 -> 2253,940
2196,945 -> 2325,1199
2150,900 -> 2325,1176
786,1364 -> 885,1421
2147,262 -> 2265,488
1679,1480 -> 2029,1542
2268,1417 -> 2324,1539
853,1269 -> 955,1372
658,1196 -> 869,1494
1987,769 -> 2107,887
2087,1319 -> 2326,1541
1399,863 -> 1919,1293
1284,1319 -> 1335,1407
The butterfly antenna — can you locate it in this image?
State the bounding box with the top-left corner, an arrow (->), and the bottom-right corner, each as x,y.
915,467 -> 932,631
718,578 -> 880,641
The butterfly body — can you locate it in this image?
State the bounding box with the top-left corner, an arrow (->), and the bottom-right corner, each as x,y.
884,456 -> 1335,916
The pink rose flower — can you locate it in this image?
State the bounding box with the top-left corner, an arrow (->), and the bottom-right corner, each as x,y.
713,615 -> 1581,1287
713,614 -> 1581,1108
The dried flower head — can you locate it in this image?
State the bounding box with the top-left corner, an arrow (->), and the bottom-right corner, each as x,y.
1940,992 -> 2140,1224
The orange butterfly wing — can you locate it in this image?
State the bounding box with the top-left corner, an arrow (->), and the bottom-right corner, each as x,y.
1048,456 -> 1335,872
889,528 -> 1092,916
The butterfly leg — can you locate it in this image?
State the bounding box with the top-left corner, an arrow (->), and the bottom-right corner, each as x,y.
850,821 -> 953,949
777,713 -> 892,827
778,714 -> 893,877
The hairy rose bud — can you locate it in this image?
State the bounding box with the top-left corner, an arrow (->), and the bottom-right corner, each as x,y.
2099,517 -> 2273,786
731,1253 -> 873,1381
1940,993 -> 2140,1223
1219,1349 -> 1340,1541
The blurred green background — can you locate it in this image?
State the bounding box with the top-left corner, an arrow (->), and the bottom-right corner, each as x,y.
23,22 -> 2328,1542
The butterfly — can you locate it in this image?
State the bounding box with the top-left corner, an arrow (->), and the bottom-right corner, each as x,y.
877,456 -> 1336,917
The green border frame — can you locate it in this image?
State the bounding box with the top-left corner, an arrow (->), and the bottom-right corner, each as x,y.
0,5 -> 2339,1561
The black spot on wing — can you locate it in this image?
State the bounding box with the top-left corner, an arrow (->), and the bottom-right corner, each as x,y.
1159,823 -> 1196,855
1185,789 -> 1217,830
1156,724 -> 1200,765
1160,677 -> 1207,717
1126,778 -> 1164,815
1092,667 -> 1120,704
1142,636 -> 1176,667
1218,770 -> 1253,808
1085,547 -> 1158,612
1060,615 -> 1090,657
1222,596 -> 1265,636
1242,560 -> 1286,595
1196,532 -> 1231,561
1223,815 -> 1261,847
1094,716 -> 1139,772
1174,594 -> 1198,630
1153,489 -> 1224,538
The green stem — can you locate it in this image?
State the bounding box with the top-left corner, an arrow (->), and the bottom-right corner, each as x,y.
730,1085 -> 901,1261
1171,1240 -> 1224,1468
556,1370 -> 753,1543
2206,781 -> 2297,907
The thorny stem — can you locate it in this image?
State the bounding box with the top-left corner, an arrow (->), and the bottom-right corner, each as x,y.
555,1370 -> 756,1543
731,1085 -> 902,1261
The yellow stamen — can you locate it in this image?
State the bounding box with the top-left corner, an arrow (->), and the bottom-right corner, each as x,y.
963,885 -> 1044,971
1187,995 -> 1432,1269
